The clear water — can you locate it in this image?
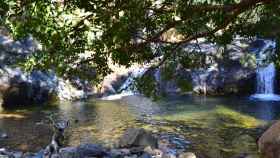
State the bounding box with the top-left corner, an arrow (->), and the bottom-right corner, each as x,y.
0,95 -> 279,158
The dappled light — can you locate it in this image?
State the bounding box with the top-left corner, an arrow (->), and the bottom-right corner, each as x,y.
0,0 -> 280,158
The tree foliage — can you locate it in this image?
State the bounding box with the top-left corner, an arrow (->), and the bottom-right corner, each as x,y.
0,0 -> 279,82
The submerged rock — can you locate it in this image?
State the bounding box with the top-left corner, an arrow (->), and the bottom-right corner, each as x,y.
59,147 -> 79,158
76,143 -> 107,157
118,128 -> 158,149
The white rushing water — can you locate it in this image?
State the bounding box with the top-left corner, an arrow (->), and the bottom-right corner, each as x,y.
256,63 -> 275,94
101,67 -> 147,100
251,63 -> 280,101
250,40 -> 280,101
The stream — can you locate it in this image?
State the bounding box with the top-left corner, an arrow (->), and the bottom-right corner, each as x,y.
0,94 -> 279,158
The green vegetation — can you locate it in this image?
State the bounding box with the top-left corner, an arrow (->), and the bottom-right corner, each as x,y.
0,0 -> 279,82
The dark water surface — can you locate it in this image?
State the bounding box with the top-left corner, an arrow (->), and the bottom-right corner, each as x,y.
0,95 -> 279,157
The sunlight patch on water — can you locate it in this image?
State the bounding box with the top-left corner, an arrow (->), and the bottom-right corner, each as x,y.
154,105 -> 266,128
66,100 -> 140,147
151,105 -> 266,157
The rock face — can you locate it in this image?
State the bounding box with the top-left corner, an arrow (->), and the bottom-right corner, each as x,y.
0,31 -> 94,107
1,69 -> 57,106
0,67 -> 93,107
139,63 -> 256,96
258,121 -> 280,158
127,38 -> 265,96
99,72 -> 129,96
191,65 -> 256,95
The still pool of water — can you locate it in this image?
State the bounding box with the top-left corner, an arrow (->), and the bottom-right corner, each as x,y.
0,95 -> 279,158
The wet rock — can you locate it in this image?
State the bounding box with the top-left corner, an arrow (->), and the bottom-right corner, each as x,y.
118,128 -> 158,149
129,147 -> 145,154
139,152 -> 152,158
109,148 -> 132,158
162,153 -> 176,158
124,154 -> 138,158
258,120 -> 280,158
179,152 -> 196,158
144,146 -> 163,158
120,149 -> 131,155
76,143 -> 107,157
23,152 -> 37,158
0,132 -> 8,139
157,134 -> 189,154
59,147 -> 79,158
109,149 -> 125,158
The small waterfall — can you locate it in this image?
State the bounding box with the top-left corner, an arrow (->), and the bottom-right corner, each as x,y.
250,40 -> 280,101
250,64 -> 280,101
101,67 -> 147,100
255,63 -> 275,94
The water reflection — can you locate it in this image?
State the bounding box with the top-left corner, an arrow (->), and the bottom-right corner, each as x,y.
0,95 -> 279,157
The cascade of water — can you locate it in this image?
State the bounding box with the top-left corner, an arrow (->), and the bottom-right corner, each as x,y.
256,63 -> 275,94
101,67 -> 147,100
250,40 -> 280,101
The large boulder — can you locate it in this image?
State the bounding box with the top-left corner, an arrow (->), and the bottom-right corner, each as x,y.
0,68 -> 57,107
99,72 -> 128,96
59,144 -> 107,158
191,65 -> 256,95
140,63 -> 256,96
0,31 -> 94,107
118,128 -> 158,149
258,120 -> 280,158
0,67 -> 93,107
76,144 -> 107,158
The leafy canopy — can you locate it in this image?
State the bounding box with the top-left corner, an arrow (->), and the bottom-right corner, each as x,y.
0,0 -> 279,83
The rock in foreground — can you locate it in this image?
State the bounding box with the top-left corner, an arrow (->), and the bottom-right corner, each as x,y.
258,120 -> 280,158
0,128 -> 194,158
118,128 -> 158,149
